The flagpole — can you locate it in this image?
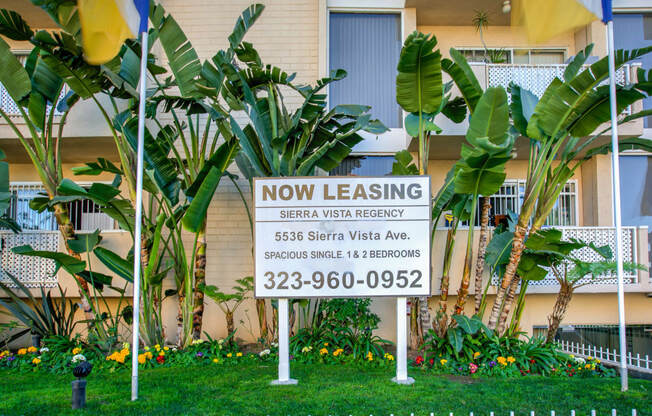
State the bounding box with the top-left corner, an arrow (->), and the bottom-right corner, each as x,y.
606,18 -> 628,392
131,29 -> 148,401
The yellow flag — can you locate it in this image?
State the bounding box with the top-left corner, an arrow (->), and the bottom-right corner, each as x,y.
512,0 -> 603,44
78,0 -> 140,65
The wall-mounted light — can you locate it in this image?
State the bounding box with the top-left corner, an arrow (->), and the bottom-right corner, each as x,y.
502,0 -> 511,14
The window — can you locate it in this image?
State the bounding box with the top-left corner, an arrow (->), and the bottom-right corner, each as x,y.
619,155 -> 652,268
614,13 -> 652,128
328,13 -> 402,128
3,183 -> 117,232
457,48 -> 565,65
329,156 -> 394,177
440,179 -> 578,227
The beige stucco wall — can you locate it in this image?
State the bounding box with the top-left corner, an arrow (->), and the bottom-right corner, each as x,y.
417,25 -> 576,58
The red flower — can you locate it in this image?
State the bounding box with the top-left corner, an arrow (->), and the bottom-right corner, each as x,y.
529,359 -> 536,364
429,358 -> 434,366
415,356 -> 424,365
156,355 -> 165,364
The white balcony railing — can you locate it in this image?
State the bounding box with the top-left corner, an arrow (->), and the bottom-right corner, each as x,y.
490,226 -> 639,287
483,63 -> 630,101
0,230 -> 59,288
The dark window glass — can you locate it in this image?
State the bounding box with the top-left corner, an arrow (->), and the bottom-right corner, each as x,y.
329,156 -> 394,177
329,13 -> 402,128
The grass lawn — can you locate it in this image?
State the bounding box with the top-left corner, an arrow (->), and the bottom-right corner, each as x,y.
1,363 -> 650,415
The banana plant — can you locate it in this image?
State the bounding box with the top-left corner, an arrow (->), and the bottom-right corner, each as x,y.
0,16 -> 99,320
451,87 -> 514,316
485,43 -> 652,332
396,32 -> 467,347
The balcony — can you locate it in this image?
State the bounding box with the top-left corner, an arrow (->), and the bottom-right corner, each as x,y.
432,225 -> 651,295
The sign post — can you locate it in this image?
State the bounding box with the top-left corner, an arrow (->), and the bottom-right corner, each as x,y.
253,176 -> 431,385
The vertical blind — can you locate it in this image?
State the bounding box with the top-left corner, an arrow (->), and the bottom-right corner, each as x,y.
329,13 -> 402,129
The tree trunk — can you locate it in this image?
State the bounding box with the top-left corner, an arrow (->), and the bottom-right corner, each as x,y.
256,298 -> 269,342
418,296 -> 430,341
474,197 -> 491,314
546,281 -> 573,344
410,298 -> 420,349
435,226 -> 456,337
192,223 -> 207,340
176,287 -> 185,347
497,274 -> 520,334
226,310 -> 234,338
53,205 -> 94,322
487,223 -> 528,330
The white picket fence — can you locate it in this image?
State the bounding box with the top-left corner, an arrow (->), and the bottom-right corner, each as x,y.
305,411 -> 643,416
558,340 -> 652,374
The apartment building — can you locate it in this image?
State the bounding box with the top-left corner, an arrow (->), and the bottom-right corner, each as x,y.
0,0 -> 650,353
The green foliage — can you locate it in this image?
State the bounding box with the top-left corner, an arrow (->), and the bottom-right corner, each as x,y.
420,330 -> 614,378
0,273 -> 78,339
290,298 -> 390,361
396,32 -> 442,114
391,150 -> 418,175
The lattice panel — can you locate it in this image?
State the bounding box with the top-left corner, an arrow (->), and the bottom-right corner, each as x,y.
0,231 -> 59,288
492,227 -> 638,287
487,64 -> 629,114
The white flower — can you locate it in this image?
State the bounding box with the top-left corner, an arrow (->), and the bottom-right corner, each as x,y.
39,347 -> 49,354
217,339 -> 224,345
271,342 -> 278,348
71,354 -> 86,364
259,349 -> 271,357
172,347 -> 178,352
191,339 -> 205,345
301,346 -> 313,353
575,357 -> 586,364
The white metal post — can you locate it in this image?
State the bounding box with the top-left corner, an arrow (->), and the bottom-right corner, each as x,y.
392,297 -> 414,384
606,19 -> 628,392
130,30 -> 148,402
272,298 -> 297,385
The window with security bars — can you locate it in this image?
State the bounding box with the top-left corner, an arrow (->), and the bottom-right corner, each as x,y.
2,183 -> 117,231
0,51 -> 66,116
441,179 -> 578,228
457,48 -> 565,64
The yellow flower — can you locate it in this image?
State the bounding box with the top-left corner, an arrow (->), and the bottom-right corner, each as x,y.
497,356 -> 507,366
507,356 -> 516,364
138,354 -> 146,364
440,359 -> 448,365
145,352 -> 153,360
72,347 -> 82,355
324,343 -> 329,347
366,351 -> 373,361
319,348 -> 328,355
212,358 -> 219,364
154,344 -> 160,350
0,350 -> 8,357
227,353 -> 232,358
164,346 -> 169,351
27,346 -> 38,353
587,356 -> 593,361
120,348 -> 129,356
144,346 -> 150,351
236,352 -> 242,357
385,354 -> 395,361
17,348 -> 27,355
584,364 -> 591,369
473,351 -> 481,359
32,357 -> 41,365
333,349 -> 344,357
158,351 -> 165,357
596,359 -> 601,364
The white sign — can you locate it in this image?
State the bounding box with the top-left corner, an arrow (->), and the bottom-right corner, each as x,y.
254,176 -> 431,298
